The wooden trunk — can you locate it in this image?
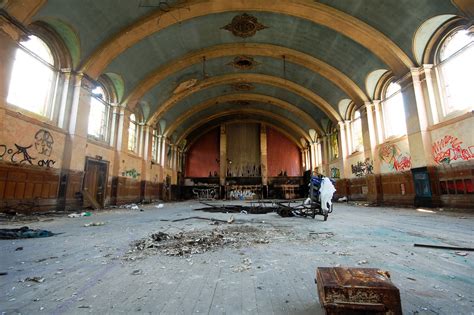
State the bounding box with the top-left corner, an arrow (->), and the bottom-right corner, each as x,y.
315,267 -> 402,315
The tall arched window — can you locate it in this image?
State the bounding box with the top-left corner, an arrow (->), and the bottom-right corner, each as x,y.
7,35 -> 57,118
151,128 -> 159,162
382,82 -> 406,138
437,28 -> 473,115
88,84 -> 111,141
351,110 -> 363,152
128,113 -> 138,152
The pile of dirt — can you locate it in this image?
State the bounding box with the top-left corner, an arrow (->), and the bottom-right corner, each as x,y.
127,225 -> 274,258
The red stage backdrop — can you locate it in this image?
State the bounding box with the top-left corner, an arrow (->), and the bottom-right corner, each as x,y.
185,128 -> 220,177
267,127 -> 302,176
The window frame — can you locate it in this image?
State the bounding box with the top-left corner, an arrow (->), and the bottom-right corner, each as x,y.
380,81 -> 407,140
6,34 -> 60,121
128,113 -> 139,153
434,26 -> 474,120
87,81 -> 114,143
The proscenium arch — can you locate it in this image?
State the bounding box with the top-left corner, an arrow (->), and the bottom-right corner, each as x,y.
165,93 -> 324,137
177,108 -> 311,144
80,0 -> 413,77
148,73 -> 342,125
125,43 -> 368,107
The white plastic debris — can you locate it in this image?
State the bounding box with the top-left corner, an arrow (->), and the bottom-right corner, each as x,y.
338,196 -> 348,202
320,177 -> 336,211
303,198 -> 311,205
227,215 -> 235,224
155,204 -> 164,209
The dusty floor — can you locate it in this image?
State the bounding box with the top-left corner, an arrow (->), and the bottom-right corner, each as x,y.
0,201 -> 473,315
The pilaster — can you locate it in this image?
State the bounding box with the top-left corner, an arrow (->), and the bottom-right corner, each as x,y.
260,124 -> 268,186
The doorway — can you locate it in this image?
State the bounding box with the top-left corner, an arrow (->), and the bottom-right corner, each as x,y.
83,157 -> 109,208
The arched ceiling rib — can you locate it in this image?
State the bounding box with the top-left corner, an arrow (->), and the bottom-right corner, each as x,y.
78,0 -> 413,77
165,93 -> 324,136
125,43 -> 368,109
177,109 -> 310,144
149,73 -> 341,124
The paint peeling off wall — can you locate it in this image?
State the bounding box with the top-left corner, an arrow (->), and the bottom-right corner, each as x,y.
379,138 -> 411,173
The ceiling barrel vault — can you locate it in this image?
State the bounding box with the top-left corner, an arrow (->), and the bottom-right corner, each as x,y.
4,0 -> 467,141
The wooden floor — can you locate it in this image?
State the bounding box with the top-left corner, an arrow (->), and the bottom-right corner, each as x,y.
0,201 -> 473,314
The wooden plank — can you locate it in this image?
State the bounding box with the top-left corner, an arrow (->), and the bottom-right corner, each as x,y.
82,189 -> 101,209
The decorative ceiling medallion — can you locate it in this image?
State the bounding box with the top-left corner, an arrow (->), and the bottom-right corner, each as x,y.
222,13 -> 267,38
230,82 -> 255,91
173,78 -> 198,94
228,55 -> 260,70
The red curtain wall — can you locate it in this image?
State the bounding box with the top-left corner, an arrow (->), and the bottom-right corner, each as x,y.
185,128 -> 220,177
267,128 -> 302,176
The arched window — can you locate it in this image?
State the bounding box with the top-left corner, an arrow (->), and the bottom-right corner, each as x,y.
151,128 -> 159,162
87,84 -> 111,141
7,35 -> 57,118
128,113 -> 138,152
437,28 -> 473,115
382,82 -> 406,138
351,110 -> 363,152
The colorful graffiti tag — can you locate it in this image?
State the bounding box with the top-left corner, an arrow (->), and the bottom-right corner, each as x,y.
379,143 -> 412,171
432,135 -> 474,164
351,158 -> 373,177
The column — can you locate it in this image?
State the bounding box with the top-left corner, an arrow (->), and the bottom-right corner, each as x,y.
338,121 -> 348,178
260,124 -> 268,186
373,100 -> 384,144
57,70 -> 72,129
160,137 -> 168,169
219,125 -> 227,186
157,135 -> 163,166
423,64 -> 440,125
345,120 -> 353,154
322,136 -> 330,176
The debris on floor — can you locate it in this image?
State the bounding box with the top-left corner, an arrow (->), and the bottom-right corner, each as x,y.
337,196 -> 348,202
155,204 -> 164,209
84,222 -> 105,227
233,257 -> 252,272
68,212 -> 92,218
0,226 -> 55,239
23,276 -> 45,283
196,202 -> 278,214
127,225 -> 275,258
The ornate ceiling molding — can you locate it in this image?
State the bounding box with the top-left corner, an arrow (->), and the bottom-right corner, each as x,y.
221,13 -> 268,38
165,93 -> 324,136
124,43 -> 368,110
148,73 -> 341,125
80,0 -> 414,78
177,108 -> 311,145
228,55 -> 260,70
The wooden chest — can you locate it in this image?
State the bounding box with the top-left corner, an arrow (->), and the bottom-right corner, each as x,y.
315,267 -> 402,315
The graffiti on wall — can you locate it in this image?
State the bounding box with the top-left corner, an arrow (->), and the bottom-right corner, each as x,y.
432,135 -> 474,165
351,158 -> 373,177
0,130 -> 56,168
330,167 -> 340,179
34,129 -> 54,156
122,168 -> 141,179
379,143 -> 412,171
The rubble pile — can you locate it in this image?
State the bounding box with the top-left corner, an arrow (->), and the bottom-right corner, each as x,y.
129,226 -> 272,258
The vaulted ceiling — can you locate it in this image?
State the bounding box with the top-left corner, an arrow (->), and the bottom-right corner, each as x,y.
4,0 -> 469,145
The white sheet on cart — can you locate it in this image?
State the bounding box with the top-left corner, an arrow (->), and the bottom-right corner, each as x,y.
320,177 -> 336,211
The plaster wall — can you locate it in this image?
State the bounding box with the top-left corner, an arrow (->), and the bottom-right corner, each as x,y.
185,128 -> 220,177
377,137 -> 411,174
266,127 -> 301,176
328,158 -> 343,179
346,151 -> 367,179
2,111 -> 66,169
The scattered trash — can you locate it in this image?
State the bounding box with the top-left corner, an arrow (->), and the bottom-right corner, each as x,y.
455,252 -> 469,257
128,226 -> 272,258
68,212 -> 92,218
233,257 -> 252,272
0,272 -> 8,276
131,269 -> 143,275
240,210 -> 248,214
357,260 -> 368,265
24,276 -> 45,283
407,277 -> 416,281
414,243 -> 474,251
338,196 -> 348,202
15,247 -> 23,251
84,222 -> 105,227
0,227 -> 55,239
131,205 -> 140,210
156,204 -> 164,209
36,256 -> 58,262
227,215 -> 235,224
78,305 -> 91,309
